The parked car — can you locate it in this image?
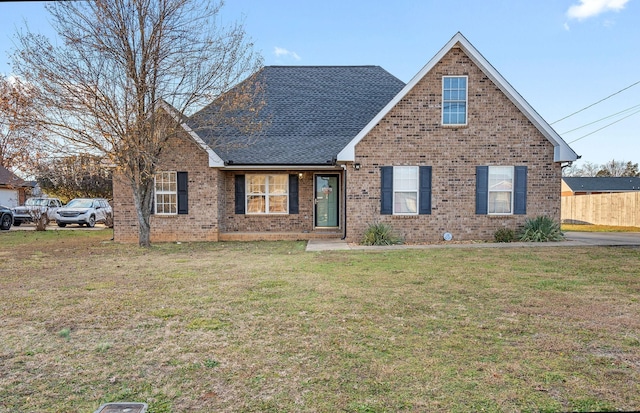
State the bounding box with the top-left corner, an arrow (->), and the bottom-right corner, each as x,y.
12,197 -> 63,226
0,205 -> 13,230
55,198 -> 113,228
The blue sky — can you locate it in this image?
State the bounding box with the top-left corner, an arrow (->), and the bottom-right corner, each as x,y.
1,0 -> 638,167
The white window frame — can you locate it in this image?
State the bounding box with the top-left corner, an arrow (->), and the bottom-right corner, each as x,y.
442,75 -> 468,126
393,166 -> 419,215
154,171 -> 177,215
246,174 -> 289,215
488,166 -> 514,215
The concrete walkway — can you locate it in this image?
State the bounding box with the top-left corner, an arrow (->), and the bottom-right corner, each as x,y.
305,232 -> 640,251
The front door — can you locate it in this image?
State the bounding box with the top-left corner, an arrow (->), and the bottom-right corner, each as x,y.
315,174 -> 339,227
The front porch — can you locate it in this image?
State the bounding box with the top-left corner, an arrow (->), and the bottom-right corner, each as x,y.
219,229 -> 343,242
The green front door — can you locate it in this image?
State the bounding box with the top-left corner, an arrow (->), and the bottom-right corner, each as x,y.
315,175 -> 339,227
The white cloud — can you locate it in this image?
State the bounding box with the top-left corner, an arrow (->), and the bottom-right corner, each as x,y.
566,0 -> 630,20
274,47 -> 301,61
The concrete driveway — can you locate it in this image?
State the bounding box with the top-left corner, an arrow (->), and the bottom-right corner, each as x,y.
564,231 -> 640,246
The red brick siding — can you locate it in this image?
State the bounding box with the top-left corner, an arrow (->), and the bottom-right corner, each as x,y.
220,171 -> 343,235
113,131 -> 221,243
345,47 -> 561,243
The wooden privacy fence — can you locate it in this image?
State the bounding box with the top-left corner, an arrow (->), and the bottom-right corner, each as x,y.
561,192 -> 640,227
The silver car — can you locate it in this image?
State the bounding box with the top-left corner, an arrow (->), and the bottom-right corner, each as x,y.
55,198 -> 113,228
12,197 -> 63,226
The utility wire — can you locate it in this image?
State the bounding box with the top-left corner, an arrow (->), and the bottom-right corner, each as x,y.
567,108 -> 640,144
551,80 -> 640,125
561,103 -> 640,134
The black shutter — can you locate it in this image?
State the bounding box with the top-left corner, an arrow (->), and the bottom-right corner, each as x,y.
177,172 -> 188,214
513,166 -> 527,215
476,166 -> 488,215
380,166 -> 393,215
288,174 -> 299,214
235,175 -> 245,214
418,166 -> 432,215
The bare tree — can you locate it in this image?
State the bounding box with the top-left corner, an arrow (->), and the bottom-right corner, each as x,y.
599,160 -> 640,177
13,0 -> 263,246
563,161 -> 602,177
0,76 -> 45,173
36,154 -> 113,203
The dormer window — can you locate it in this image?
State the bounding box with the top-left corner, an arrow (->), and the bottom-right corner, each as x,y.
442,76 -> 467,125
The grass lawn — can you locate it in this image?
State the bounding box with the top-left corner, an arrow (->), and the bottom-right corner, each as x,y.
1,230 -> 639,412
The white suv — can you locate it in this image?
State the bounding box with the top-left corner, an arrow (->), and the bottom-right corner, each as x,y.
55,198 -> 113,228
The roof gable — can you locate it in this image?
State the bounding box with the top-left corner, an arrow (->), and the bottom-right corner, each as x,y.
158,100 -> 224,167
337,32 -> 578,163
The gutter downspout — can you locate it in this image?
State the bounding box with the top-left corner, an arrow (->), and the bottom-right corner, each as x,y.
341,164 -> 347,240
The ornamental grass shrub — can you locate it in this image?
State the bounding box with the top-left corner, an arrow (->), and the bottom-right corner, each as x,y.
362,222 -> 403,246
519,216 -> 564,242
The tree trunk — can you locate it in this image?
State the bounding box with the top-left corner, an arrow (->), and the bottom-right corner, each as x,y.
132,177 -> 154,248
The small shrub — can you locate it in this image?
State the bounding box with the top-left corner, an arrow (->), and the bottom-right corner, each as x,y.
494,227 -> 515,243
519,216 -> 564,242
361,222 -> 403,246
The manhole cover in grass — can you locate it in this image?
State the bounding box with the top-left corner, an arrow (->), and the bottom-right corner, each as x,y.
94,402 -> 148,413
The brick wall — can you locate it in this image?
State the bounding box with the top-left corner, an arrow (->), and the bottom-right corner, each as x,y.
113,130 -> 222,243
219,170 -> 343,236
345,46 -> 562,243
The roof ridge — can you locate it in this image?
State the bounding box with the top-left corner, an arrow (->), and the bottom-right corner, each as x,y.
265,65 -> 382,68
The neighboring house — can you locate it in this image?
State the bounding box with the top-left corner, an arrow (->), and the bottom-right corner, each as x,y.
0,165 -> 28,207
562,177 -> 640,196
561,177 -> 640,227
113,32 -> 578,243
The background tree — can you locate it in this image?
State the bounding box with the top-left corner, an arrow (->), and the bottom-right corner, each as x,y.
595,160 -> 639,177
562,161 -> 600,177
0,75 -> 45,173
13,0 -> 263,246
36,154 -> 113,203
563,159 -> 639,177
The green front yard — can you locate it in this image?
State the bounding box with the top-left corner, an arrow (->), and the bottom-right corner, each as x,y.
0,230 -> 638,412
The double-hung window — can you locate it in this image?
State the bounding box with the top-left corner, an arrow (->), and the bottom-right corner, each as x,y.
246,174 -> 289,214
488,166 -> 514,214
442,76 -> 467,125
155,171 -> 177,214
381,166 -> 431,215
476,166 -> 527,215
393,166 -> 419,215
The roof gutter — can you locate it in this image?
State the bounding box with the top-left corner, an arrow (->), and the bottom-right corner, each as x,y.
222,164 -> 342,171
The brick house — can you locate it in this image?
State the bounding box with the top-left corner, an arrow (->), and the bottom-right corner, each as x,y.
113,32 -> 577,243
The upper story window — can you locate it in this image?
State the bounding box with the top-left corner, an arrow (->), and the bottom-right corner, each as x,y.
246,174 -> 289,214
442,76 -> 467,125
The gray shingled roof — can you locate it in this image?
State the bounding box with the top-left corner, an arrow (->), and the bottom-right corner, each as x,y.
563,177 -> 640,192
188,66 -> 405,165
0,165 -> 26,187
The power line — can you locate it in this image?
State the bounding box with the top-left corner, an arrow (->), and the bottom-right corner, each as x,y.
560,103 -> 640,134
567,108 -> 640,144
551,80 -> 640,125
